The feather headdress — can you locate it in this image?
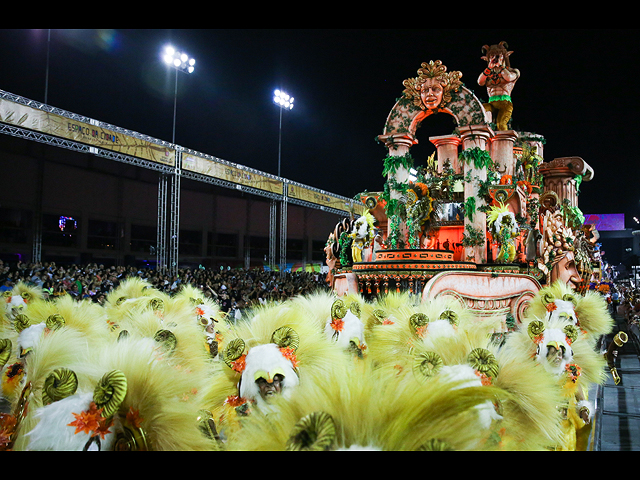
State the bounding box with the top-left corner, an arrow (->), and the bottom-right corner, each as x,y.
226,360 -> 508,451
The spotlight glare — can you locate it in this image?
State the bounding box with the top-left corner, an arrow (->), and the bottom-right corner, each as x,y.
273,89 -> 294,110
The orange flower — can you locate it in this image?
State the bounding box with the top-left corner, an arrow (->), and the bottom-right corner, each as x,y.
330,318 -> 344,332
224,395 -> 246,408
565,363 -> 581,382
195,307 -> 205,316
382,319 -> 395,325
280,347 -> 300,368
230,354 -> 246,373
126,406 -> 144,430
68,402 -> 111,437
475,371 -> 492,386
546,302 -> 557,312
94,417 -> 114,440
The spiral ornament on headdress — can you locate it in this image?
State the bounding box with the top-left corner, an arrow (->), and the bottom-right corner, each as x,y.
45,313 -> 65,331
563,324 -> 579,344
562,293 -> 578,308
13,314 -> 31,333
190,297 -> 204,307
153,329 -> 177,354
331,299 -> 348,319
409,313 -> 429,334
372,309 -> 387,324
527,320 -> 545,340
21,291 -> 32,302
438,309 -> 459,326
349,302 -> 361,319
271,326 -> 299,351
419,438 -> 455,451
285,411 -> 336,451
0,339 -> 12,368
113,423 -> 149,451
2,291 -> 11,300
467,348 -> 499,379
93,370 -> 127,418
42,367 -> 78,405
117,329 -> 129,342
540,291 -> 556,307
148,297 -> 164,313
115,296 -> 127,306
413,351 -> 443,381
222,338 -> 246,368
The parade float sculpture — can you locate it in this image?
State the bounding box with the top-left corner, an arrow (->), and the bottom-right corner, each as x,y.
326,43 -> 601,332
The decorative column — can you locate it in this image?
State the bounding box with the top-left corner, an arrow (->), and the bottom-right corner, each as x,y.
459,125 -> 494,264
538,156 -> 594,208
378,133 -> 418,244
491,130 -> 519,177
430,134 -> 461,173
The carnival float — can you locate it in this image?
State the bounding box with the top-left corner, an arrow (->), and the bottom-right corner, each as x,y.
325,41 -> 603,333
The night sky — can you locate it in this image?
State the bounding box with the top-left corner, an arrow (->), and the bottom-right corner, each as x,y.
1,29 -> 638,228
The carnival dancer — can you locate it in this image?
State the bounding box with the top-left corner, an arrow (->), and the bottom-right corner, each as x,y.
198,299 -> 348,443
503,316 -> 607,450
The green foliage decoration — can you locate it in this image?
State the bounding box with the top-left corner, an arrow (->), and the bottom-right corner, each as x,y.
463,196 -> 476,222
382,152 -> 414,177
461,225 -> 485,247
459,147 -> 494,170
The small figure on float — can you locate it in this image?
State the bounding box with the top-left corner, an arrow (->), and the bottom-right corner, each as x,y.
349,211 -> 376,263
478,41 -> 520,131
487,203 -> 519,263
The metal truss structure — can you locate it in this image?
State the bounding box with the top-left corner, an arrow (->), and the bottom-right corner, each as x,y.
0,90 -> 356,277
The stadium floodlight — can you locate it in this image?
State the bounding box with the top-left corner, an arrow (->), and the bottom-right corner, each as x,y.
161,44 -> 196,145
162,45 -> 196,74
272,88 -> 295,178
273,89 -> 294,110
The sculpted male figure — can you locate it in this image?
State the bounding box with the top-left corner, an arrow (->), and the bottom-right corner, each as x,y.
478,42 -> 520,131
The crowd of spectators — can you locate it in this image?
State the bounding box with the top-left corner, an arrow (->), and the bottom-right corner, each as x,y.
607,283 -> 640,324
0,259 -> 330,320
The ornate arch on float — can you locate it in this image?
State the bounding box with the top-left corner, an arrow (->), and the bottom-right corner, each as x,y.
378,84 -> 490,149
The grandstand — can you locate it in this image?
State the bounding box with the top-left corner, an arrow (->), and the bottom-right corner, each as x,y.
0,89 -> 362,275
